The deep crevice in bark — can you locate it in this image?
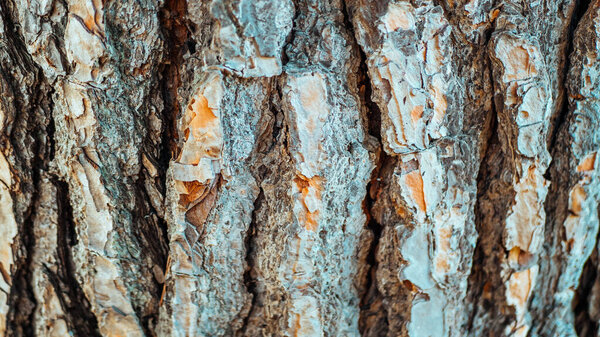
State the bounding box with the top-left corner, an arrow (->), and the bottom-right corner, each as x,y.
45,83 -> 99,336
132,173 -> 169,337
466,122 -> 507,334
6,187 -> 39,337
233,76 -> 287,336
340,1 -> 388,334
155,0 -> 189,330
548,0 -> 592,152
158,0 -> 189,195
239,185 -> 263,336
574,231 -> 600,337
359,157 -> 388,336
46,179 -> 101,337
466,29 -> 509,334
357,60 -> 388,337
529,1 -> 593,334
281,4 -> 298,67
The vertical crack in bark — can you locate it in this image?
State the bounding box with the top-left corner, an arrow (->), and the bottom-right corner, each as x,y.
43,87 -> 100,335
547,0 -> 592,152
574,227 -> 600,336
45,179 -> 101,337
108,0 -> 191,333
466,104 -> 503,333
158,0 -> 189,206
356,45 -> 388,337
156,0 -> 189,328
466,22 -> 507,335
238,80 -> 283,336
6,179 -> 39,337
239,185 -> 263,336
159,0 -> 188,152
537,0 -> 593,333
131,173 -> 169,336
340,1 -> 387,334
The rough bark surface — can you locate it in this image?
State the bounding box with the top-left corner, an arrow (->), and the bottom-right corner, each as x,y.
1,0 -> 600,336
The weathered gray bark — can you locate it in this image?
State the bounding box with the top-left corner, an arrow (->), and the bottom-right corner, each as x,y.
1,0 -> 600,336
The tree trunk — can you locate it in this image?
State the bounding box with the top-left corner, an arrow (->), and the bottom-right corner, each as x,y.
1,0 -> 599,336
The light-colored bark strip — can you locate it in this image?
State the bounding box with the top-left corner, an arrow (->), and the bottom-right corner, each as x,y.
47,1 -> 146,334
159,73 -> 269,336
280,71 -> 374,336
489,33 -> 553,337
240,1 -> 376,335
348,1 -> 493,335
472,1 -> 576,335
529,2 -> 600,335
158,0 -> 293,335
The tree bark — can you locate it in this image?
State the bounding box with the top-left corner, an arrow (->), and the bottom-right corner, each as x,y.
1,0 -> 599,336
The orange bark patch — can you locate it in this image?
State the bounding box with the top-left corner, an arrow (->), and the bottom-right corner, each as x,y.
410,105 -> 424,123
294,175 -> 322,231
178,180 -> 208,205
569,185 -> 587,215
305,212 -> 319,231
508,269 -> 533,309
508,246 -> 534,267
70,0 -> 104,36
384,4 -> 414,31
0,262 -> 10,286
577,152 -> 596,172
508,246 -> 520,264
293,313 -> 302,337
188,95 -> 217,130
185,183 -> 219,227
430,83 -> 447,122
403,280 -> 419,292
505,45 -> 537,81
404,171 -> 426,212
482,281 -> 492,299
435,227 -> 452,273
438,228 -> 451,250
84,15 -> 96,32
436,258 -> 449,274
489,8 -> 500,21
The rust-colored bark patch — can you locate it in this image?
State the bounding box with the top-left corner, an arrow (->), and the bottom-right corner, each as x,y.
404,170 -> 426,212
577,152 -> 596,172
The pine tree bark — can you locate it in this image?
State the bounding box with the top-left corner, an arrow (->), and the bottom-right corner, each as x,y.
1,0 -> 599,336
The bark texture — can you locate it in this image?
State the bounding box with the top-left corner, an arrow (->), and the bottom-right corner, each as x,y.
1,0 -> 600,336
